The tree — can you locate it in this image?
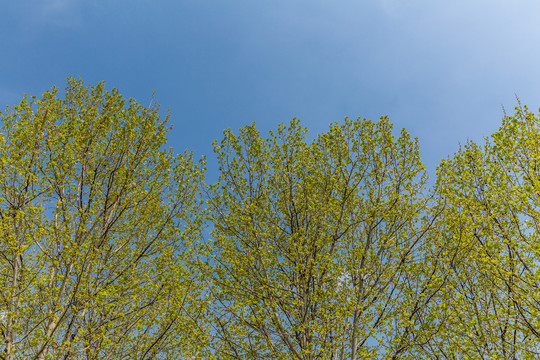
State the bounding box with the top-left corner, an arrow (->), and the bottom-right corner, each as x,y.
0,78 -> 207,359
203,117 -> 441,359
418,104 -> 540,358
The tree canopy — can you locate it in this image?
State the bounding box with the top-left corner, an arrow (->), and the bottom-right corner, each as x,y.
2,78 -> 540,359
203,118 -> 435,359
0,79 -> 206,359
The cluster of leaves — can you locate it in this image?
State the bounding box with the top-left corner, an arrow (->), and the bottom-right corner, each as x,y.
2,79 -> 540,359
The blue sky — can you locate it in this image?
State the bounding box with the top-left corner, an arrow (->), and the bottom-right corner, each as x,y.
2,0 -> 540,179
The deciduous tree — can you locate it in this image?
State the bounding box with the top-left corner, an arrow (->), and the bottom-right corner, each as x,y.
0,78 -> 207,359
419,104 -> 540,358
204,117 -> 439,359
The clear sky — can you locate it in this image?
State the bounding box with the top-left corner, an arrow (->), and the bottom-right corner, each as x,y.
2,0 -> 540,179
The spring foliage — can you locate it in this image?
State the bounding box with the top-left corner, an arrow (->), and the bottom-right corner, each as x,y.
2,79 -> 540,359
0,79 -> 206,359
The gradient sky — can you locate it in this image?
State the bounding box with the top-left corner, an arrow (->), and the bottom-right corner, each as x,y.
2,0 -> 540,180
